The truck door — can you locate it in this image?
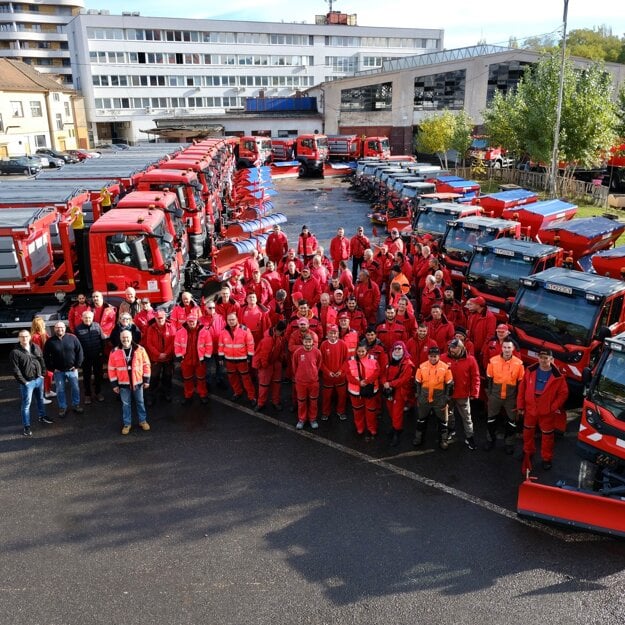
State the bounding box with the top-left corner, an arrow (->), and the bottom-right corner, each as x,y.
103,234 -> 154,293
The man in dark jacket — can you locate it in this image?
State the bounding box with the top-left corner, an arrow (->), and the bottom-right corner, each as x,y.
10,329 -> 53,436
43,321 -> 84,417
110,313 -> 141,348
75,310 -> 106,404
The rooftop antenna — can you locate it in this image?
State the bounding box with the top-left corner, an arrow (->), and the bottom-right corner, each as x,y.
325,0 -> 336,13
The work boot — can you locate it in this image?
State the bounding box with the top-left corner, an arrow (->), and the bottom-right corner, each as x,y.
464,436 -> 476,451
390,429 -> 401,447
439,438 -> 449,450
412,431 -> 423,447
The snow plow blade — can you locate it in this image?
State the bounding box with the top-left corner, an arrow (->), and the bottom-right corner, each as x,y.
517,477 -> 625,538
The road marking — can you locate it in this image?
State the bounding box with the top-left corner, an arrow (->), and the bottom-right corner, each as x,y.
212,395 -> 602,543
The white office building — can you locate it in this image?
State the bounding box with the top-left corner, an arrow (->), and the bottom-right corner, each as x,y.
65,10 -> 443,144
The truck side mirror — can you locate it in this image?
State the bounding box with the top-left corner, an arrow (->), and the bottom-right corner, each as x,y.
581,367 -> 593,386
503,300 -> 512,313
596,326 -> 611,341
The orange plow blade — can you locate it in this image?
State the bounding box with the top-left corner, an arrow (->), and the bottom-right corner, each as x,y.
517,477 -> 625,538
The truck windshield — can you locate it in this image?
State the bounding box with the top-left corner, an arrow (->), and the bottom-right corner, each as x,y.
513,288 -> 598,347
467,253 -> 533,299
316,137 -> 328,148
380,139 -> 390,151
592,352 -> 625,420
415,211 -> 450,236
445,228 -> 491,255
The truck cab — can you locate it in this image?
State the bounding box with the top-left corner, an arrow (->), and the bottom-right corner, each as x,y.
326,135 -> 390,161
465,238 -> 563,320
468,137 -> 514,169
441,216 -> 521,280
293,134 -> 329,177
236,136 -> 273,168
411,202 -> 482,247
509,267 -> 625,388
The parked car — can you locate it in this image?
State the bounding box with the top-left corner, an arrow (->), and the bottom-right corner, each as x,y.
23,154 -> 64,169
95,143 -> 129,152
36,148 -> 80,164
66,149 -> 101,160
0,157 -> 42,176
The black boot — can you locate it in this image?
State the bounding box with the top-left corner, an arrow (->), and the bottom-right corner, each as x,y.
390,429 -> 401,447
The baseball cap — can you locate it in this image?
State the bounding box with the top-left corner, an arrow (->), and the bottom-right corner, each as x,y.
334,289 -> 344,296
455,326 -> 467,336
538,347 -> 553,356
496,323 -> 509,331
141,297 -> 150,304
297,318 -> 309,327
327,324 -> 339,333
472,296 -> 486,307
292,291 -> 303,300
444,285 -> 454,292
338,312 -> 349,320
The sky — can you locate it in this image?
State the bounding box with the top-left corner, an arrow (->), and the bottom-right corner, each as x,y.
83,0 -> 624,50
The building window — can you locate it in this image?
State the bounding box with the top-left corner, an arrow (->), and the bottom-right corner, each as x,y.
34,134 -> 47,148
340,82 -> 393,112
414,70 -> 466,111
64,102 -> 71,117
11,101 -> 24,117
30,101 -> 43,117
55,114 -> 63,130
53,93 -> 60,102
487,61 -> 533,101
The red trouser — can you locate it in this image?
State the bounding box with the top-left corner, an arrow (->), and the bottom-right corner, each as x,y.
296,380 -> 319,423
257,362 -> 282,407
386,394 -> 406,430
523,411 -> 555,461
180,360 -> 207,398
350,394 -> 379,435
225,360 -> 256,400
321,375 -> 347,417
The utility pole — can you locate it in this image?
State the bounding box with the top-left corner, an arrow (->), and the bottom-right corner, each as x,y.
549,0 -> 570,198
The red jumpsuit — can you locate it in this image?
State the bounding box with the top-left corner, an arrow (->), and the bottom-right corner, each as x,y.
174,324 -> 208,400
382,354 -> 415,431
320,338 -> 348,418
330,235 -> 350,272
292,346 -> 322,423
354,279 -> 381,324
253,329 -> 286,408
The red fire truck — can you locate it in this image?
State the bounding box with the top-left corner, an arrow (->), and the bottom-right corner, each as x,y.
235,136 -> 273,168
326,135 -> 390,161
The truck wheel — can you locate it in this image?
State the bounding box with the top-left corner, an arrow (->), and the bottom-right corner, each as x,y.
578,459 -> 599,490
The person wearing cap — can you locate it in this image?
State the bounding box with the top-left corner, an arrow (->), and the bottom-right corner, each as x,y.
174,310 -> 210,405
266,288 -> 289,328
481,323 -> 520,372
344,296 -> 367,337
320,324 -> 348,421
265,224 -> 289,265
110,312 -> 141,349
354,269 -> 381,325
144,308 -> 177,404
363,326 -> 389,373
442,286 -> 466,329
74,310 -> 106,405
117,286 -> 140,322
253,320 -> 287,411
413,346 -> 454,450
381,341 -> 415,447
218,312 -> 256,405
297,225 -> 318,264
349,226 -> 371,279
239,292 -> 271,347
292,333 -> 322,430
108,329 -> 151,435
330,288 -> 347,315
134,298 -> 156,338
170,291 -> 202,330
425,303 -> 455,351
466,296 -> 496,355
214,284 -> 241,321
345,342 -> 381,439
288,316 -> 320,356
441,338 -> 480,450
517,348 -> 568,471
226,269 -> 247,306
337,312 -> 359,358
376,306 -> 408,355
245,267 -> 273,306
292,265 -> 322,307
485,338 -> 525,453
330,227 -> 350,273
454,326 -> 475,357
286,299 -> 321,342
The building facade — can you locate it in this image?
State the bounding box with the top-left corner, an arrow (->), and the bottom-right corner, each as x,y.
64,11 -> 443,144
0,0 -> 84,86
319,46 -> 625,154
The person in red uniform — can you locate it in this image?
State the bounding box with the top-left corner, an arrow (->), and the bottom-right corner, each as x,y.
420,275 -> 443,320
278,248 -> 303,274
466,296 -> 497,356
407,322 -> 439,367
330,227 -> 350,273
385,228 -> 404,257
310,254 -> 330,287
517,348 -> 569,472
214,284 -> 241,321
144,308 -> 176,405
442,285 -> 466,329
253,321 -> 287,411
337,312 -> 359,358
91,290 -> 117,341
345,342 -> 381,439
262,261 -> 286,298
394,296 -> 416,337
265,224 -> 289,264
361,249 -> 381,287
344,296 -> 367,337
297,225 -> 318,264
319,324 -> 348,422
480,323 -> 519,371
68,293 -> 91,333
226,270 -> 247,306
425,303 -> 455,351
199,300 -> 227,390
381,341 -> 415,447
242,249 -> 261,284
292,265 -> 322,307
354,269 -> 381,325
337,260 -> 354,295
239,292 -> 270,346
245,268 -> 273,306
292,333 -> 322,430
266,289 -> 289,327
218,312 -> 256,405
376,306 -> 408,355
441,338 -> 480,450
170,291 -> 202,330
174,312 -> 209,405
349,226 -> 371,279
134,298 -> 156,339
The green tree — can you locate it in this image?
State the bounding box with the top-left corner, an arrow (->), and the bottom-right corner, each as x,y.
616,86 -> 625,138
450,110 -> 474,166
566,26 -> 624,63
415,111 -> 456,168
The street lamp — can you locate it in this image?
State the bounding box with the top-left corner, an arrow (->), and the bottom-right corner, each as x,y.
549,0 -> 569,198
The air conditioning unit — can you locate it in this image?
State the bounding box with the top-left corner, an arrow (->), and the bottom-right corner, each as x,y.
145,107 -> 152,114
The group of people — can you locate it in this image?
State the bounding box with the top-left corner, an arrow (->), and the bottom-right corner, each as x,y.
10,224 -> 570,472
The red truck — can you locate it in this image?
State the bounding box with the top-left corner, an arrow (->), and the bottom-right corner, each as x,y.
468,137 -> 514,169
234,136 -> 273,168
326,135 -> 390,161
292,134 -> 329,177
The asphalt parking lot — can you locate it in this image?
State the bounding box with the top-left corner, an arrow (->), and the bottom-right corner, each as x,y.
1,176 -> 624,625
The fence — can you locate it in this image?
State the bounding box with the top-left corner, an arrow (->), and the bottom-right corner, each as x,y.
449,166 -> 610,208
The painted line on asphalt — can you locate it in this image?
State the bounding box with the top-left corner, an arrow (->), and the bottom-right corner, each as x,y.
213,394 -> 601,543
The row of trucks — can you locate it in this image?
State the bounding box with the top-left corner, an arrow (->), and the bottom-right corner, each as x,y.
354,158 -> 625,536
0,139 -> 286,342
